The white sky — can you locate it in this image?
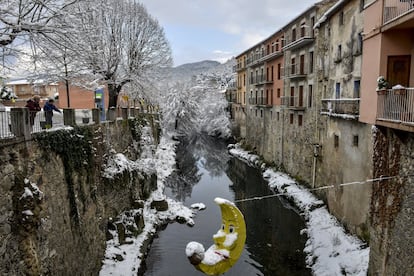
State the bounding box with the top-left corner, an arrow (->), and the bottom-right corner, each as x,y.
140,0 -> 319,66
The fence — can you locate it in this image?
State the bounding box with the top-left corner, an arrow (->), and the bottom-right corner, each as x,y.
383,0 -> 414,24
377,88 -> 414,123
0,107 -> 156,140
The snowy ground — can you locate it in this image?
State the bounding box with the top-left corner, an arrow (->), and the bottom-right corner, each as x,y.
228,143 -> 369,276
99,127 -> 195,275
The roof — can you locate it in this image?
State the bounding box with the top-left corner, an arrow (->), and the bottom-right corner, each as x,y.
6,79 -> 59,86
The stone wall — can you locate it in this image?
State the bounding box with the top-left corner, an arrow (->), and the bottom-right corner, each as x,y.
369,127 -> 414,275
0,115 -> 158,275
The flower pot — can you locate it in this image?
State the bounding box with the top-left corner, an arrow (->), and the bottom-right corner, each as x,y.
376,89 -> 387,95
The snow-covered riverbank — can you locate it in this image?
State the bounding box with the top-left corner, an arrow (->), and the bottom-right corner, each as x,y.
228,143 -> 369,276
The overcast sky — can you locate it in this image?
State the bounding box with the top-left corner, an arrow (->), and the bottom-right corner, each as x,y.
140,0 -> 319,66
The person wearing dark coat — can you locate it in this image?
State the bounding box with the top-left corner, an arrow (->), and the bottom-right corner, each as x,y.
43,98 -> 61,128
25,95 -> 41,126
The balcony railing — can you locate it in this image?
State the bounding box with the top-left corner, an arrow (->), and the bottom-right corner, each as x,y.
281,96 -> 305,110
377,87 -> 414,124
282,28 -> 314,51
321,98 -> 360,119
383,0 -> 414,24
284,63 -> 308,79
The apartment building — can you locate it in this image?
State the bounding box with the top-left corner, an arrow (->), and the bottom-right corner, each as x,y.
314,0 -> 373,238
231,54 -> 247,138
280,0 -> 336,181
230,0 -> 414,273
359,1 -> 414,274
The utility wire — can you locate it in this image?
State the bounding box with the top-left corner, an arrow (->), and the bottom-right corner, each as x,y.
234,174 -> 413,203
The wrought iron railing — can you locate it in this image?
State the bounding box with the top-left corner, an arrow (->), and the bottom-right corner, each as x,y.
383,0 -> 414,24
377,87 -> 414,123
321,98 -> 360,119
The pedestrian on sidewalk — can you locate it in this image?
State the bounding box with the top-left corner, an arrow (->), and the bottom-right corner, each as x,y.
43,98 -> 61,128
25,95 -> 41,126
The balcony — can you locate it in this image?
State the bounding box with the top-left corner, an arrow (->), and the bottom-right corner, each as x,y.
383,0 -> 414,24
376,87 -> 414,131
281,96 -> 305,111
284,63 -> 308,79
260,50 -> 283,62
250,74 -> 269,86
320,98 -> 360,120
282,28 -> 314,51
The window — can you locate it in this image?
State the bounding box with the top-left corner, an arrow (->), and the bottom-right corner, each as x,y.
290,114 -> 294,124
291,58 -> 296,75
255,109 -> 258,117
277,88 -> 281,98
271,66 -> 274,81
292,28 -> 296,41
290,87 -> 295,106
311,16 -> 315,36
300,23 -> 306,37
336,44 -> 342,61
276,40 -> 279,51
334,134 -> 339,148
261,110 -> 263,118
298,115 -> 303,126
354,80 -> 360,98
270,89 -> 273,105
339,11 -> 344,25
353,135 -> 359,147
308,85 -> 313,107
335,83 -> 341,99
309,51 -> 314,73
360,0 -> 364,11
355,33 -> 363,56
277,63 -> 281,80
277,112 -> 280,121
271,111 -> 273,119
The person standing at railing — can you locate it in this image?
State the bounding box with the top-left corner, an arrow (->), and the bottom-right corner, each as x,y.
43,98 -> 61,128
25,95 -> 41,126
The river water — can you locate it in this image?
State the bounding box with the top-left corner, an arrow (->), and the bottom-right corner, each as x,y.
143,136 -> 311,276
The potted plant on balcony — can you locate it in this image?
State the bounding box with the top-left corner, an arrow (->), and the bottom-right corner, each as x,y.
376,76 -> 389,95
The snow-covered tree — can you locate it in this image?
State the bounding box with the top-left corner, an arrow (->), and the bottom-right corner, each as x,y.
0,0 -> 79,63
160,60 -> 235,139
71,0 -> 172,108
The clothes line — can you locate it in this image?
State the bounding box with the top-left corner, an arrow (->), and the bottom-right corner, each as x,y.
234,174 -> 412,203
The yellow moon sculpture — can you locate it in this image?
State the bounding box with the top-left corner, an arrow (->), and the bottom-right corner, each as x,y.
186,197 -> 246,275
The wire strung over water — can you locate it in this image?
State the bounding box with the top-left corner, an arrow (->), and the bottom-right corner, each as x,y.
234,174 -> 413,203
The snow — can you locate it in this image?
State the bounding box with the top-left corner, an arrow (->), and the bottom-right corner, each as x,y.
229,144 -> 369,276
20,187 -> 34,199
185,241 -> 205,257
99,130 -> 195,276
202,246 -> 229,265
214,197 -> 235,206
190,203 -> 206,210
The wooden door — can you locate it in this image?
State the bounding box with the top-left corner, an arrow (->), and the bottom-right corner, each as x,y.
387,55 -> 411,87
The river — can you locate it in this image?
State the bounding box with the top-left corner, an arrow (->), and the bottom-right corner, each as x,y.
142,135 -> 311,276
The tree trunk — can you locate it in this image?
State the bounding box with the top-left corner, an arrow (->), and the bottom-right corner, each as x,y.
107,83 -> 122,108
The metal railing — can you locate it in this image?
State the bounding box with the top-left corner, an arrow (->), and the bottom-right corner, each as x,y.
0,106 -> 156,141
383,0 -> 414,24
321,98 -> 360,119
377,87 -> 414,123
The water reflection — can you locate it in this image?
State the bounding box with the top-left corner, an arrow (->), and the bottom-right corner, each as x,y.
143,137 -> 310,276
165,135 -> 230,201
227,158 -> 310,276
